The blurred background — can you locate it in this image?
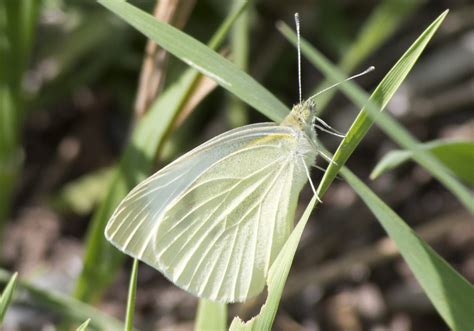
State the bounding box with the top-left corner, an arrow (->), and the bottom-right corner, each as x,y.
1,0 -> 473,330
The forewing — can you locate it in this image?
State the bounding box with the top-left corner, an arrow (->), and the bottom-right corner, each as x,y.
105,123 -> 304,302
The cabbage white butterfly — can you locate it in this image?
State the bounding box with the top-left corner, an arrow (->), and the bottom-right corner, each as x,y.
105,13 -> 373,303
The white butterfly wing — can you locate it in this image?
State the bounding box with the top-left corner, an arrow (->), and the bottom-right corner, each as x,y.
105,123 -> 316,302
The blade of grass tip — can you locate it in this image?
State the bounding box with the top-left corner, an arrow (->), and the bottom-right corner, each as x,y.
0,269 -> 125,330
0,272 -> 18,323
98,0 -> 288,122
341,166 -> 474,331
195,300 -> 227,331
76,318 -> 91,331
125,259 -> 139,331
74,0 -> 251,303
311,0 -> 423,115
279,11 -> 474,214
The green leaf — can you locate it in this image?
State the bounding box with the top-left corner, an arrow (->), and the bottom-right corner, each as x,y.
279,10 -> 474,214
0,269 -> 124,330
371,140 -> 474,185
76,318 -> 91,331
0,272 -> 18,323
341,167 -> 474,331
229,196 -> 318,330
98,0 -> 288,122
75,0 -> 251,303
195,300 -> 227,331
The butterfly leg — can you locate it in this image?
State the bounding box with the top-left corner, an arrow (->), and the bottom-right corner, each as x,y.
300,157 -> 322,203
314,117 -> 346,138
319,150 -> 337,166
311,164 -> 327,174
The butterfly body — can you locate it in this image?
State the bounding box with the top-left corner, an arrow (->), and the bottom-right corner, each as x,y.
105,101 -> 318,302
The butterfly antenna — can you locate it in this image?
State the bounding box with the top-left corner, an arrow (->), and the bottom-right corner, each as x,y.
295,13 -> 302,104
308,66 -> 375,102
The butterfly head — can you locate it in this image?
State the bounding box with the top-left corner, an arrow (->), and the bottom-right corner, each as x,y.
281,99 -> 318,142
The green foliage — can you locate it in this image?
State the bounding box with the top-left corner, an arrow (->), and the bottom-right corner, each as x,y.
232,10 -> 474,330
371,140 -> 474,185
2,1 -> 468,329
98,0 -> 287,122
92,3 -> 473,330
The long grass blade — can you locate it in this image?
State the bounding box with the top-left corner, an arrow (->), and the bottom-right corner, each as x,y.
229,196 -> 318,330
0,0 -> 40,250
232,11 -> 463,330
125,259 -> 139,331
98,0 -> 287,122
341,167 -> 474,331
279,11 -> 474,214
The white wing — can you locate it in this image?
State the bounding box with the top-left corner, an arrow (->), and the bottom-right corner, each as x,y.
105,123 -> 316,302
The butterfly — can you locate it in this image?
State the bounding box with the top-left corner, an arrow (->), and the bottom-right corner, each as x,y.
104,12 -> 372,302
105,98 -> 323,302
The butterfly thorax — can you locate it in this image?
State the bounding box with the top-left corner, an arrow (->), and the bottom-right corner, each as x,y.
281,100 -> 317,145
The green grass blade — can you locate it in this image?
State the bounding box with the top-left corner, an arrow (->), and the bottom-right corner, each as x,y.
0,272 -> 18,323
231,11 -> 464,329
371,140 -> 474,185
312,0 -> 422,114
125,259 -> 139,331
0,269 -> 124,330
229,196 -> 319,330
76,318 -> 91,331
227,1 -> 252,127
278,10 -> 474,330
195,300 -> 227,331
341,167 -> 474,331
98,0 -> 288,122
0,0 -> 40,249
75,0 -> 250,303
279,11 -> 474,214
